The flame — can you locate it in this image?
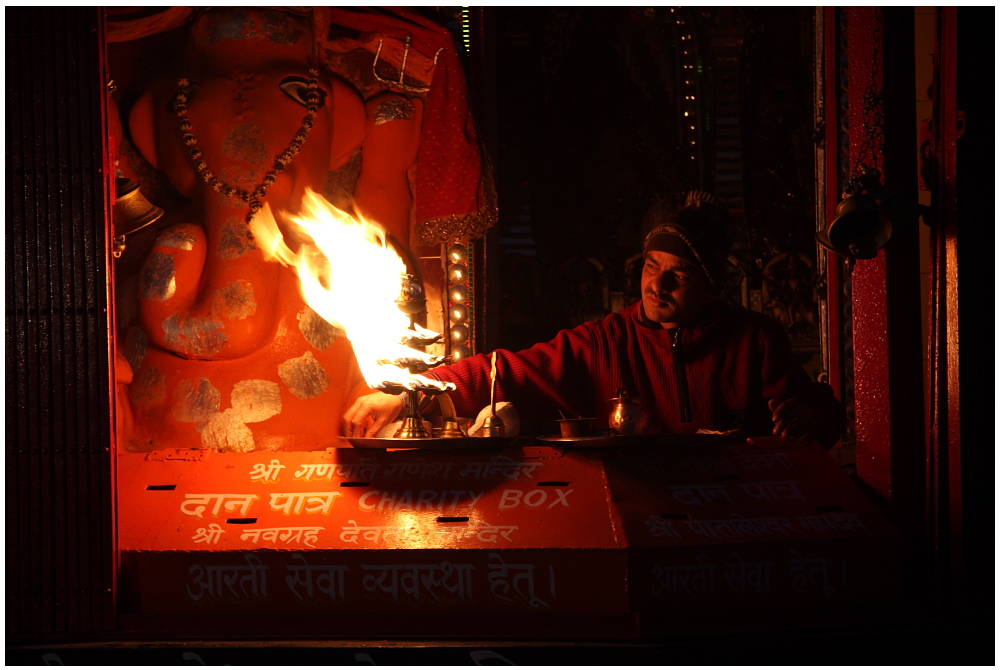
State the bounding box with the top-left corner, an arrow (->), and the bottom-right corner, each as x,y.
250,189 -> 447,391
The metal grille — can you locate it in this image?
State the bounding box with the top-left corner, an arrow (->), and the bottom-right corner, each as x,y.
5,7 -> 116,635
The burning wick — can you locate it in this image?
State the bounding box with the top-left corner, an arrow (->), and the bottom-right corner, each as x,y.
249,189 -> 454,395
481,352 -> 505,438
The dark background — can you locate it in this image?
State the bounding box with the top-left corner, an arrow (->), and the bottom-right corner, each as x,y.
420,7 -> 824,439
427,8 -> 823,369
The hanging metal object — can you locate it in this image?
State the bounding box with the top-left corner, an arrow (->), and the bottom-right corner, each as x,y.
816,9 -> 909,262
816,169 -> 893,260
395,273 -> 427,318
112,177 -> 164,258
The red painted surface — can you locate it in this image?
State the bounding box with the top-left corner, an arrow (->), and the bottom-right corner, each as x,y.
846,8 -> 894,500
127,549 -> 627,615
117,439 -> 902,638
606,438 -> 901,632
846,9 -> 925,528
118,446 -> 618,552
99,9 -> 121,630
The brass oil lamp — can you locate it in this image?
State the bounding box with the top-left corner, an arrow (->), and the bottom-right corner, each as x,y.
383,274 -> 452,439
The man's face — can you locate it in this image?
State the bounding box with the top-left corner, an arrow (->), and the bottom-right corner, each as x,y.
640,250 -> 714,328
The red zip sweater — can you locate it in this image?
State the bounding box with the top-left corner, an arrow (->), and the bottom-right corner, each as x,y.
433,300 -> 845,447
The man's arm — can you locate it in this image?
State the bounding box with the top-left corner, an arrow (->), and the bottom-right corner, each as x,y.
769,394 -> 846,448
432,324 -> 596,420
758,317 -> 847,449
342,389 -> 403,438
342,321 -> 597,437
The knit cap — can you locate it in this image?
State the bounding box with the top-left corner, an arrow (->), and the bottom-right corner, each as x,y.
642,191 -> 735,286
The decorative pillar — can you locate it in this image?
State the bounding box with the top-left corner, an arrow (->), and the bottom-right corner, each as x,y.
446,243 -> 473,361
924,6 -> 992,615
846,8 -> 925,534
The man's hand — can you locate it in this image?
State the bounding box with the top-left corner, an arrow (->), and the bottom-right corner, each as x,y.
768,397 -> 817,441
342,392 -> 404,438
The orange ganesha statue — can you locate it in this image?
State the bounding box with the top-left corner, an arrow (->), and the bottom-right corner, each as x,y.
107,7 -> 495,452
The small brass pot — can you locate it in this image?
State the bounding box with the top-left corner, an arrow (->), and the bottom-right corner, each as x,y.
559,418 -> 594,438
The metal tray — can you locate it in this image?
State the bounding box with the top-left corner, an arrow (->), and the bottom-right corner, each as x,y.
346,436 -> 521,451
535,432 -> 733,449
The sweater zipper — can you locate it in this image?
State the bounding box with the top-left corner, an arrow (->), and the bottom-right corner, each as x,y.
673,328 -> 693,423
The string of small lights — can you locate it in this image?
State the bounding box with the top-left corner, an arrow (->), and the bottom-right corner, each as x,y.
672,8 -> 700,163
451,9 -> 473,359
461,7 -> 472,55
447,243 -> 472,361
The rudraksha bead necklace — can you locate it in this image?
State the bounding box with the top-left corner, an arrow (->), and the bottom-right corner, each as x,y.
172,69 -> 322,226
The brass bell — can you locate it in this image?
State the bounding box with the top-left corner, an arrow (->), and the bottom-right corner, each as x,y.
481,414 -> 506,438
816,171 -> 892,260
437,417 -> 466,439
112,178 -> 164,257
114,178 -> 164,231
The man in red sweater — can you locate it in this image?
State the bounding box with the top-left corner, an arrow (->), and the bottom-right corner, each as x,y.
344,192 -> 845,447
